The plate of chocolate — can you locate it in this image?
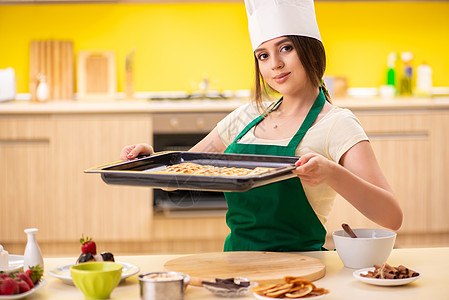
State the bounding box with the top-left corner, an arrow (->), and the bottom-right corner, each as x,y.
202,277 -> 257,297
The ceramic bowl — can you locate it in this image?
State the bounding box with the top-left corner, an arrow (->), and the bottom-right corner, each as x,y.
71,262 -> 122,299
332,228 -> 396,269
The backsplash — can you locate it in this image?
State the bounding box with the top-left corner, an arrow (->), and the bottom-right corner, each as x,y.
0,2 -> 448,94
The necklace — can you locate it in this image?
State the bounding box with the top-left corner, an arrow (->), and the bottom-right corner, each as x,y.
271,113 -> 295,129
269,101 -> 296,129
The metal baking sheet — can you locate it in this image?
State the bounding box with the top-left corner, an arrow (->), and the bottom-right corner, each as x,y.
85,151 -> 298,192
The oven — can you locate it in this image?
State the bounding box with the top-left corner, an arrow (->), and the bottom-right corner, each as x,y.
152,112 -> 229,215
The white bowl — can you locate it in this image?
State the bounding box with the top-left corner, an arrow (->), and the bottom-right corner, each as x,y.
332,228 -> 396,269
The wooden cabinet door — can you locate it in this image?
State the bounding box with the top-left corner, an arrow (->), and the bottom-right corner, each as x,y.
0,116 -> 51,242
325,112 -> 431,235
429,111 -> 449,232
49,114 -> 153,243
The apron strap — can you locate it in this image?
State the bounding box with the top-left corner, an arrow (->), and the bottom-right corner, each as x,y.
287,89 -> 326,147
231,89 -> 325,147
231,98 -> 283,144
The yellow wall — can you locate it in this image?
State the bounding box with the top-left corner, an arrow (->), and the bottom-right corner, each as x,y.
0,1 -> 448,94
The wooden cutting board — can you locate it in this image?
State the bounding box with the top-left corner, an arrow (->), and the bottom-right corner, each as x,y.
29,40 -> 74,101
164,251 -> 325,286
76,51 -> 116,101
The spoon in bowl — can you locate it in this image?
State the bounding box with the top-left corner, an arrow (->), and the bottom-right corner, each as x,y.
342,223 -> 357,238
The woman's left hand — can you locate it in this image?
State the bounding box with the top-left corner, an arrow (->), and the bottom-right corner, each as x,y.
292,153 -> 334,186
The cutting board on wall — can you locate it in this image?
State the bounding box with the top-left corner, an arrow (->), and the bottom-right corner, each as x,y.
164,251 -> 326,286
77,51 -> 116,101
29,40 -> 74,101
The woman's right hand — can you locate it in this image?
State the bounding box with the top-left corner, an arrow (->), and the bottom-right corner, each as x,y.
120,143 -> 154,160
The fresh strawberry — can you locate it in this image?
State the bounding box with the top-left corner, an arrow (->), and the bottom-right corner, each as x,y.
14,278 -> 31,293
25,265 -> 43,285
0,273 -> 10,279
80,235 -> 97,255
16,272 -> 34,289
0,278 -> 19,295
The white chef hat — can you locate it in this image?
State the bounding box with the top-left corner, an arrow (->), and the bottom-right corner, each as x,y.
244,0 -> 321,51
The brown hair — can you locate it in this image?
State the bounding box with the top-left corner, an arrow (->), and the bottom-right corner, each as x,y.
253,35 -> 331,115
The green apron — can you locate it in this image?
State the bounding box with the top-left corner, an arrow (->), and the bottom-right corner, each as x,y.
223,90 -> 327,252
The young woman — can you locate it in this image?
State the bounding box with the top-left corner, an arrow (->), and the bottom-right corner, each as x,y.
121,1 -> 402,252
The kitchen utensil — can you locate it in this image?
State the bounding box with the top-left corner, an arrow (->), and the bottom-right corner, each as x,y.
85,151 -> 298,192
332,228 -> 396,269
164,251 -> 325,285
342,223 -> 357,238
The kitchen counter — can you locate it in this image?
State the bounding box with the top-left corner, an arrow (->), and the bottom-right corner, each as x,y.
1,96 -> 449,114
40,247 -> 449,300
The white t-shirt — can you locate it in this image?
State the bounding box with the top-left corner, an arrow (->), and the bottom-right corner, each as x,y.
216,101 -> 369,225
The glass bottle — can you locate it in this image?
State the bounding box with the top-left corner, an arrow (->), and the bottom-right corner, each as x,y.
23,228 -> 44,271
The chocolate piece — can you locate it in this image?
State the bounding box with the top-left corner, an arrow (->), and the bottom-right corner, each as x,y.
202,278 -> 251,290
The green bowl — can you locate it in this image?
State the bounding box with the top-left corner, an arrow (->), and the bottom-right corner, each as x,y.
71,262 -> 123,299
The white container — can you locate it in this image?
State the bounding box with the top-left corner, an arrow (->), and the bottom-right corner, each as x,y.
0,244 -> 9,271
36,75 -> 48,102
332,228 -> 396,269
23,228 -> 44,271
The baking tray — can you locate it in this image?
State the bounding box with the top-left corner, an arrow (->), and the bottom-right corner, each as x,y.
85,151 -> 298,192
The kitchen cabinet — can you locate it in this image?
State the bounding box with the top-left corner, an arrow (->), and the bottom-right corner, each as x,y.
324,112 -> 431,238
0,116 -> 51,242
0,113 -> 153,255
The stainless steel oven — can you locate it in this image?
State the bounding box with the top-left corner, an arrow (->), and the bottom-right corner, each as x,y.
152,112 -> 229,215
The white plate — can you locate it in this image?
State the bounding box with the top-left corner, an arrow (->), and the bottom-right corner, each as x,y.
353,267 -> 421,286
0,279 -> 46,300
0,255 -> 24,274
253,292 -> 327,299
47,261 -> 140,285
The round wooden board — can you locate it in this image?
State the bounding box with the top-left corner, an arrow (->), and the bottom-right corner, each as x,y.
164,251 -> 325,285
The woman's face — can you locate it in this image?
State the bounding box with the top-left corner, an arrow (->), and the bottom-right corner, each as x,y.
255,36 -> 309,96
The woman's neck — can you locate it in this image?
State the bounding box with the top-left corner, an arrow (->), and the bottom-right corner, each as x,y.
276,86 -> 320,116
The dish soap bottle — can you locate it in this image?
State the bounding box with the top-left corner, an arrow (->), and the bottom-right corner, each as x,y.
386,52 -> 397,88
399,52 -> 414,96
23,228 -> 44,271
416,62 -> 433,97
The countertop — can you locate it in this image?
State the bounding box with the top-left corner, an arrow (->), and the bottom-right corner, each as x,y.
38,247 -> 449,300
1,96 -> 449,114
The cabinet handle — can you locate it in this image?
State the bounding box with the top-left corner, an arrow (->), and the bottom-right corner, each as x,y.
169,118 -> 179,129
0,139 -> 49,145
367,131 -> 428,140
196,118 -> 205,130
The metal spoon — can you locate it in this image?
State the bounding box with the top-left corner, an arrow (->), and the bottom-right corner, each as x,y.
342,223 -> 358,238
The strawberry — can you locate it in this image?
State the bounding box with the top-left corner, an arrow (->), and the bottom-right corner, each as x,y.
0,277 -> 19,295
25,265 -> 43,285
14,278 -> 31,293
0,273 -> 10,279
80,235 -> 97,255
16,272 -> 34,289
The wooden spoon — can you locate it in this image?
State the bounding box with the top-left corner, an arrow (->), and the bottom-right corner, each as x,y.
342,223 -> 357,238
